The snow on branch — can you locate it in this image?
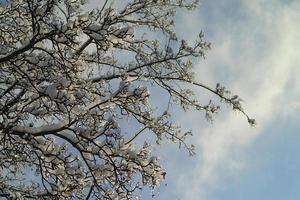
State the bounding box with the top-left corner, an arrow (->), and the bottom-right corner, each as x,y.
0,0 -> 254,199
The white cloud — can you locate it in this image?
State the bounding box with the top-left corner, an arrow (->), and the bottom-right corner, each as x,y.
172,0 -> 300,199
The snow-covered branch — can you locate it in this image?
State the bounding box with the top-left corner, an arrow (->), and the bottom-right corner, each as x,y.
0,0 -> 253,199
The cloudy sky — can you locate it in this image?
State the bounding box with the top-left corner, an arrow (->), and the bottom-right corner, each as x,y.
144,0 -> 300,200
2,0 -> 298,199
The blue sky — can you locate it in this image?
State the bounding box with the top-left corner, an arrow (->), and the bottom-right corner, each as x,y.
142,0 -> 300,199
2,0 -> 298,199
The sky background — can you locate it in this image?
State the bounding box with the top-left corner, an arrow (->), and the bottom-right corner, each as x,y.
144,0 -> 300,200
1,0 -> 298,199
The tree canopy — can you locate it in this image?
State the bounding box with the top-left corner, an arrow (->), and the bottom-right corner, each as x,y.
0,0 -> 254,199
